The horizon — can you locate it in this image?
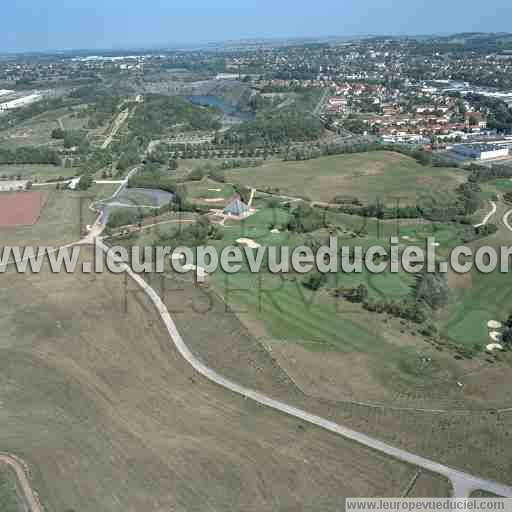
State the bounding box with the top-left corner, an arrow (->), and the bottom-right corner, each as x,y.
4,0 -> 512,53
2,30 -> 511,56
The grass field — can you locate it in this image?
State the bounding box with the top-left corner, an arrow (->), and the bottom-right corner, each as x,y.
487,178 -> 512,192
441,204 -> 512,348
0,250 -> 426,511
0,109 -> 67,149
113,206 -> 512,409
141,266 -> 512,486
184,178 -> 235,205
0,466 -> 26,512
224,151 -> 466,205
0,164 -> 76,182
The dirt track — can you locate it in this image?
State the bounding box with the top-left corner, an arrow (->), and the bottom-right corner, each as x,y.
0,454 -> 43,512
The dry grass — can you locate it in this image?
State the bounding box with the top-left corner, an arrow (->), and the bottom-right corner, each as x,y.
156,272 -> 512,487
224,151 -> 466,205
0,250 -> 422,511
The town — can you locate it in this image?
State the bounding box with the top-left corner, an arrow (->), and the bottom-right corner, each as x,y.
1,23 -> 512,512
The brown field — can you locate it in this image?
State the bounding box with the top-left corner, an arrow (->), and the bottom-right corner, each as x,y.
0,250 -> 427,511
0,190 -> 96,249
0,192 -> 48,228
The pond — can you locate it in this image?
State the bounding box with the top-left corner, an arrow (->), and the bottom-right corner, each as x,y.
188,95 -> 254,122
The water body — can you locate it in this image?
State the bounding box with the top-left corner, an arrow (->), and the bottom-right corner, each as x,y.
188,95 -> 254,123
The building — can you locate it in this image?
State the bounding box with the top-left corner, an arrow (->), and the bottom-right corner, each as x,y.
0,180 -> 29,192
223,195 -> 250,217
0,93 -> 42,111
452,143 -> 510,161
464,112 -> 487,131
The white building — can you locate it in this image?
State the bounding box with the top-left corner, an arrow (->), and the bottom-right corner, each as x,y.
452,144 -> 510,161
0,93 -> 42,111
0,180 -> 29,192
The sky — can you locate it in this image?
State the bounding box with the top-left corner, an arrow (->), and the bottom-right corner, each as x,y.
3,0 -> 512,53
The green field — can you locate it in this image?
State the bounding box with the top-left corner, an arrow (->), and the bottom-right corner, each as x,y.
184,178 -> 235,203
441,215 -> 512,347
486,178 -> 512,192
118,208 -> 489,405
0,466 -> 26,512
224,151 -> 466,205
0,164 -> 76,182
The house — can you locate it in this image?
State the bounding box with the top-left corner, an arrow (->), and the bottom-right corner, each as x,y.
223,195 -> 250,217
465,112 -> 487,131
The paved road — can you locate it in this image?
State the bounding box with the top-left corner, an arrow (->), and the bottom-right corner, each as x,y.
503,208 -> 512,232
92,237 -> 512,498
0,454 -> 43,512
474,200 -> 497,228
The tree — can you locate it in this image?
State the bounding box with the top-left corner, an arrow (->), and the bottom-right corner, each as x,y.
51,127 -> 65,139
302,272 -> 327,291
78,174 -> 93,190
416,272 -> 449,310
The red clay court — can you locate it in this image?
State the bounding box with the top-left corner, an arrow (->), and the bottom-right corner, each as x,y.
0,191 -> 48,228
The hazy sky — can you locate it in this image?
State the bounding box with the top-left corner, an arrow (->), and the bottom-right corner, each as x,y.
3,0 -> 512,52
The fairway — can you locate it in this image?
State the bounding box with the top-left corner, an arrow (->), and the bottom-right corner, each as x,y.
0,251 -> 422,511
225,151 -> 466,205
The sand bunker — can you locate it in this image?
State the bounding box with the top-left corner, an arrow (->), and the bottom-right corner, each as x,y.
236,238 -> 261,249
487,320 -> 503,329
486,343 -> 504,352
489,331 -> 503,342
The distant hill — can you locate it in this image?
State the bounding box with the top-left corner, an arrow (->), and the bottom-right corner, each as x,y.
435,32 -> 512,48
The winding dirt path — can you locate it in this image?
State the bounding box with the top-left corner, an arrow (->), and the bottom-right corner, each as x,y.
474,200 -> 497,228
0,454 -> 43,512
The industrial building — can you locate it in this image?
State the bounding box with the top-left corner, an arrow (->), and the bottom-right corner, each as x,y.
0,93 -> 42,111
451,143 -> 510,161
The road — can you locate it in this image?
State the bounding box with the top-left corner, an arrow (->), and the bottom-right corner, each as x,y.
474,200 -> 497,228
313,87 -> 330,117
504,208 -> 512,232
90,236 -> 512,498
101,109 -> 130,149
7,204 -> 512,504
0,454 -> 43,512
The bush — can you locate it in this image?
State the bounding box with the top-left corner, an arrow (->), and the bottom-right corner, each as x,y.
302,272 -> 327,291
